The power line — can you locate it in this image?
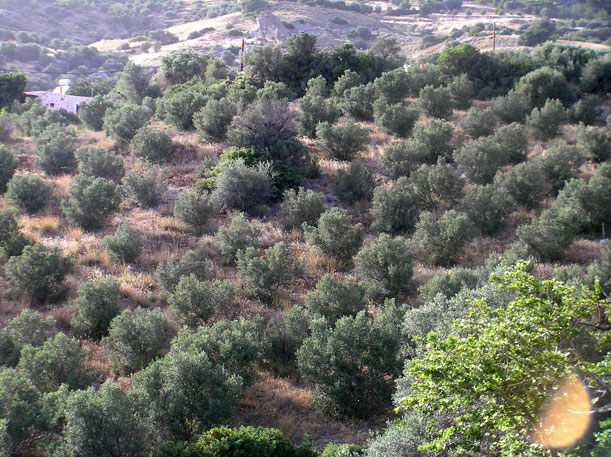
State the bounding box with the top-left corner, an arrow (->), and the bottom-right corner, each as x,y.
0,65 -> 160,76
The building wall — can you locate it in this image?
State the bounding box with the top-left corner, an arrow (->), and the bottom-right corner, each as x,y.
23,92 -> 92,114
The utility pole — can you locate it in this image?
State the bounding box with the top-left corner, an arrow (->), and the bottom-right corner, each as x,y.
240,38 -> 245,72
492,22 -> 496,51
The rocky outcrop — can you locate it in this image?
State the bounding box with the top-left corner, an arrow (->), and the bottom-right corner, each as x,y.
249,14 -> 290,41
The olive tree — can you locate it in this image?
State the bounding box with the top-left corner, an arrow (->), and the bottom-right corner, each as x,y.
33,125 -> 77,175
215,212 -> 260,265
278,187 -> 326,230
315,120 -> 369,161
304,275 -> 366,324
62,175 -> 122,230
155,250 -> 213,293
194,99 -> 236,143
71,278 -> 121,340
303,208 -> 364,263
173,190 -> 217,235
370,177 -> 421,234
102,222 -> 143,264
76,146 -> 124,181
5,173 -> 51,214
131,128 -> 176,164
0,145 -> 17,194
527,99 -> 569,141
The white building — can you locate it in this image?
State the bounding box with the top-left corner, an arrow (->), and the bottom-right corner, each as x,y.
23,79 -> 92,114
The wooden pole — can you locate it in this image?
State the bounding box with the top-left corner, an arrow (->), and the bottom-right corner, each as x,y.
493,22 -> 496,51
240,38 -> 245,72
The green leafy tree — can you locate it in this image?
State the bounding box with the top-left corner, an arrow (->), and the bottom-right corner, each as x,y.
411,118 -> 455,161
78,95 -> 114,131
382,140 -> 430,179
0,73 -> 26,108
418,267 -> 479,303
33,124 -> 77,175
370,177 -> 421,234
76,146 -> 124,181
460,107 -> 497,138
303,208 -> 364,263
447,74 -> 475,110
155,250 -> 213,293
6,243 -> 72,305
243,44 -> 284,85
354,234 -> 414,302
338,83 -> 377,121
278,187 -> 326,230
61,174 -> 122,230
122,165 -> 167,208
373,68 -> 412,103
102,222 -> 143,264
5,309 -> 56,358
516,67 -> 576,109
71,278 -> 121,340
5,173 -> 51,214
373,101 -> 420,138
528,99 -> 569,141
0,145 -> 18,194
518,19 -> 557,46
215,212 -> 260,265
460,183 -> 516,235
494,161 -> 550,209
398,264 -> 610,457
418,85 -> 453,119
491,90 -> 530,124
0,208 -> 29,258
297,95 -> 340,139
315,120 -> 369,161
538,141 -> 584,194
103,104 -> 151,144
173,190 -> 217,235
131,128 -> 176,164
158,88 -> 208,130
408,159 -> 465,210
494,122 -> 529,164
454,135 -> 510,185
575,124 -> 610,162
580,54 -> 611,96
571,95 -> 602,126
333,161 -> 378,205
193,99 -> 236,143
304,274 -> 366,324
333,70 -> 363,97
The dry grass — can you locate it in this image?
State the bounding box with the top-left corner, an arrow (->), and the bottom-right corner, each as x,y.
565,239 -> 606,265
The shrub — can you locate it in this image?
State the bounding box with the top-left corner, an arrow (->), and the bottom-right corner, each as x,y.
0,112 -> 14,143
130,128 -> 176,164
354,234 -> 414,302
460,107 -> 497,138
516,67 -> 575,109
78,95 -> 113,131
538,141 -> 584,194
493,161 -> 550,209
315,120 -> 369,161
155,250 -> 213,293
454,136 -> 509,185
102,222 -> 143,264
103,307 -> 174,375
418,85 -> 453,119
193,99 -> 236,143
173,190 -> 217,235
447,74 -> 475,110
103,104 -> 151,143
304,208 -> 364,263
527,98 -> 569,140
33,124 -> 77,175
18,332 -> 97,392
580,54 -> 611,96
0,208 -> 28,259
413,210 -> 475,266
71,279 -> 121,340
460,183 -> 515,235
61,174 -> 122,230
0,145 -> 17,194
122,165 -> 167,207
382,141 -> 429,179
575,124 -> 610,162
76,146 -> 124,181
493,122 -> 528,163
278,187 -> 326,230
297,95 -> 341,139
215,212 -> 260,265
158,89 -> 208,130
237,242 -> 304,304
333,70 -> 363,97
185,426 -> 318,457
211,159 -> 275,214
6,309 -> 56,354
370,177 -> 420,234
373,68 -> 412,103
169,275 -> 235,327
333,161 -> 378,205
408,159 -> 464,210
491,90 -> 529,124
411,118 -> 455,161
373,101 -> 420,138
5,173 -> 51,214
304,275 -> 366,324
516,207 -> 581,262
297,306 -> 406,418
572,95 -> 602,125
338,83 -> 376,121
6,243 -> 72,305
418,267 -> 479,303
306,75 -> 328,97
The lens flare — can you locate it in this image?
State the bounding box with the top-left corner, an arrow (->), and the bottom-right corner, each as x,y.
530,375 -> 592,449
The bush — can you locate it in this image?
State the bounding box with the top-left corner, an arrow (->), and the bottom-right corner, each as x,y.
354,234 -> 414,302
333,70 -> 363,97
418,267 -> 479,303
211,159 -> 275,214
491,90 -> 530,124
5,173 -> 51,214
0,112 -> 14,143
411,118 -> 455,161
373,101 -> 420,138
373,68 -> 412,103
418,85 -> 453,119
18,332 -> 97,392
408,159 -> 464,210
102,222 -> 143,264
71,279 -> 121,340
264,306 -> 310,373
516,67 -> 575,109
575,124 -> 610,162
304,208 -> 364,263
460,107 -> 497,138
6,243 -> 72,305
0,208 -> 29,259
493,122 -> 528,163
61,174 -> 122,230
33,124 -> 77,175
413,210 -> 475,266
538,140 -> 584,194
382,140 -> 430,179
278,187 -> 326,230
0,145 -> 17,194
158,89 -> 208,130
447,74 -> 475,110
131,128 -> 176,164
454,136 -> 509,185
76,146 -> 124,181
333,161 -> 378,205
493,161 -> 550,209
580,54 -> 611,96
315,120 -> 369,161
169,275 -> 235,327
122,165 -> 167,207
185,426 -> 318,457
370,177 -> 420,234
527,98 -> 569,140
237,242 -> 304,304
215,212 -> 260,265
306,75 -> 328,97
460,183 -> 515,235
297,306 -> 406,418
297,95 -> 341,139
304,275 -> 366,324
572,95 -> 602,125
155,250 -> 213,293
103,104 -> 151,143
194,99 -> 236,143
338,83 -> 376,121
78,95 -> 113,131
173,190 -> 217,235
5,309 -> 56,355
103,307 -> 174,375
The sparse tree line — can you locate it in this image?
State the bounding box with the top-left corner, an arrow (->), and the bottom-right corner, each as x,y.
0,32 -> 609,457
